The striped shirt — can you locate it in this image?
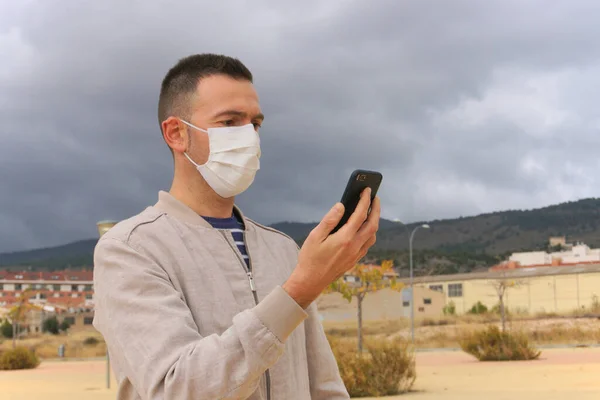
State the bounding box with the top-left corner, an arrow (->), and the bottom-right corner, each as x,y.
202,214 -> 250,268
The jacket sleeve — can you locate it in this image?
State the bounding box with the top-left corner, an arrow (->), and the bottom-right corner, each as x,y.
304,302 -> 350,399
92,237 -> 308,400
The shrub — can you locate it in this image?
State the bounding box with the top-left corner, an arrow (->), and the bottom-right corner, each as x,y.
443,301 -> 456,315
460,325 -> 541,361
59,320 -> 71,332
83,336 -> 99,346
1,320 -> 13,339
0,347 -> 40,370
421,318 -> 451,327
43,316 -> 60,335
468,301 -> 488,315
491,303 -> 513,317
329,336 -> 415,397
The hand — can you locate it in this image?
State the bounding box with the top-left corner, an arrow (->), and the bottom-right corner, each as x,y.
283,188 -> 380,308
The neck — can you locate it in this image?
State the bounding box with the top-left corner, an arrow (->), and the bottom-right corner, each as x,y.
169,168 -> 235,219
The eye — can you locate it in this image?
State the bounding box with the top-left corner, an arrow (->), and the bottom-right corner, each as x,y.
221,120 -> 235,126
253,122 -> 262,130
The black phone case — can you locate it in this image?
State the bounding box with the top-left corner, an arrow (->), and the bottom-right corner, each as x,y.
331,169 -> 383,234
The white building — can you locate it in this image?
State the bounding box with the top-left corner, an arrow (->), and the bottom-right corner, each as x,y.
509,242 -> 600,267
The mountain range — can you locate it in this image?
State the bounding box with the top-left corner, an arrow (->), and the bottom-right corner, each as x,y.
2,197 -> 600,276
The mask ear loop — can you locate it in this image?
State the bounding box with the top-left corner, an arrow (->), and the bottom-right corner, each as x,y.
183,152 -> 201,168
180,119 -> 211,167
179,119 -> 208,133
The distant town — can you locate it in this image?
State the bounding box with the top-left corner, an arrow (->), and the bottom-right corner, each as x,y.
0,270 -> 94,335
342,236 -> 600,318
2,236 -> 600,339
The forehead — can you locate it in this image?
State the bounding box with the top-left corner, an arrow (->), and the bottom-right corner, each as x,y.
192,74 -> 261,117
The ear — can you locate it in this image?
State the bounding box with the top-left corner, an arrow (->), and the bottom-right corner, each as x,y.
162,117 -> 188,153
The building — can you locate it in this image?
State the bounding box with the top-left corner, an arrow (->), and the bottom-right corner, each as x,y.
0,270 -> 94,309
0,270 -> 97,332
314,265 -> 444,321
17,305 -> 48,335
342,264 -> 399,283
60,310 -> 95,330
500,239 -> 600,269
400,286 -> 445,318
406,264 -> 600,315
549,236 -> 568,248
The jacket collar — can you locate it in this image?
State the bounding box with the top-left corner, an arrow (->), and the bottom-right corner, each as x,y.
154,191 -> 252,231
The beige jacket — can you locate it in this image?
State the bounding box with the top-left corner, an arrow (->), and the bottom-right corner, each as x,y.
93,191 -> 349,400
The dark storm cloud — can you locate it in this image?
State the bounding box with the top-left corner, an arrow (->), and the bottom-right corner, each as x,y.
1,0 -> 600,252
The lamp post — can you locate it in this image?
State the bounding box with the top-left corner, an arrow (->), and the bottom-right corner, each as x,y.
96,220 -> 117,390
409,223 -> 430,344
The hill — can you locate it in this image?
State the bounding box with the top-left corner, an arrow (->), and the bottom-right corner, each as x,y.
2,197 -> 600,274
0,239 -> 97,271
269,218 -> 399,242
375,197 -> 600,254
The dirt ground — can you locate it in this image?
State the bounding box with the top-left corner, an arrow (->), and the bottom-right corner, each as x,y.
0,328 -> 107,359
1,348 -> 599,399
318,290 -> 600,348
392,347 -> 600,400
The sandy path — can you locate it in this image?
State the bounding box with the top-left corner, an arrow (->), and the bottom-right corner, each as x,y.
368,347 -> 600,400
0,359 -> 116,400
1,348 -> 599,399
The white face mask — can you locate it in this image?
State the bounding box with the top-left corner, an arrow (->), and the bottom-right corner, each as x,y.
180,120 -> 261,198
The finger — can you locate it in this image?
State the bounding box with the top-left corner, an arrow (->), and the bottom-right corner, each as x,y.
341,188 -> 372,234
358,196 -> 381,238
357,234 -> 377,261
308,202 -> 345,242
361,234 -> 377,252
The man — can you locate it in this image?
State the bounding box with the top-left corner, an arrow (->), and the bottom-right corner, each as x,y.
93,53 -> 380,400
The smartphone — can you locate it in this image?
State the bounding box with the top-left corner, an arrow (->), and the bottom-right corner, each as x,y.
331,169 -> 383,234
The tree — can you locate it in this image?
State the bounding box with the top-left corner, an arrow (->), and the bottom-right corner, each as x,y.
325,260 -> 402,353
8,289 -> 40,348
549,244 -> 564,252
59,320 -> 71,332
489,274 -> 524,332
1,320 -> 13,338
43,316 -> 60,335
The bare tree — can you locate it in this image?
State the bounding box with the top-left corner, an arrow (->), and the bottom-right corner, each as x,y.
489,273 -> 525,332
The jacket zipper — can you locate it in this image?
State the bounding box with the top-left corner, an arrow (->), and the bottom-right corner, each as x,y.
220,231 -> 271,400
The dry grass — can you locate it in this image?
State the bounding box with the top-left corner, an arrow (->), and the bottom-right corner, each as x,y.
2,312 -> 599,363
325,316 -> 600,349
0,327 -> 106,359
323,319 -> 409,338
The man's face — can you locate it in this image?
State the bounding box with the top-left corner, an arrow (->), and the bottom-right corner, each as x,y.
186,75 -> 264,165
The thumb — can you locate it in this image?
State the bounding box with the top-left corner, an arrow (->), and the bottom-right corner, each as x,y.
310,203 -> 345,242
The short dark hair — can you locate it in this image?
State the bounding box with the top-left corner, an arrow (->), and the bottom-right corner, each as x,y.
158,54 -> 253,129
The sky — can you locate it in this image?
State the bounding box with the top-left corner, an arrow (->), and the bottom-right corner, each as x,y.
1,0 -> 600,253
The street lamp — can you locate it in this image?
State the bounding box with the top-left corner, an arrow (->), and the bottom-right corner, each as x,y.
96,220 -> 117,390
97,221 -> 117,237
409,223 -> 430,344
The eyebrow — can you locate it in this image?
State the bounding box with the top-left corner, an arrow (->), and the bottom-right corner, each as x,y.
213,110 -> 265,122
